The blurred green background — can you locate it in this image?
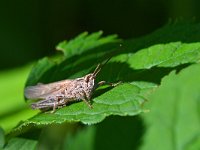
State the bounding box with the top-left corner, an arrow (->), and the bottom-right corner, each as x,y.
1,0 -> 200,70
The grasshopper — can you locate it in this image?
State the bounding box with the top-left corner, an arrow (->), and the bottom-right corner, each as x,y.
24,59 -> 116,112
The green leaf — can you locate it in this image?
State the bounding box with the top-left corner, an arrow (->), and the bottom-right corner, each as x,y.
140,63 -> 200,150
56,31 -> 118,57
4,137 -> 37,150
114,42 -> 200,69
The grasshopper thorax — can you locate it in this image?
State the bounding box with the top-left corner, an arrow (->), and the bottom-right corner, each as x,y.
83,73 -> 96,99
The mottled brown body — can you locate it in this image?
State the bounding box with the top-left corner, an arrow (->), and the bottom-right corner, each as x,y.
24,63 -> 108,112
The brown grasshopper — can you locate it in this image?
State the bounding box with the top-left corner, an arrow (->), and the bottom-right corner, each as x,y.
24,59 -> 116,112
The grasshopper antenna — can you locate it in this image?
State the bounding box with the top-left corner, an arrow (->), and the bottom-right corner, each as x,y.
93,57 -> 112,77
93,43 -> 123,77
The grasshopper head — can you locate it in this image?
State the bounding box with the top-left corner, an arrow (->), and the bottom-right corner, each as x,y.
83,58 -> 110,98
84,73 -> 95,99
84,63 -> 101,85
84,73 -> 95,86
83,64 -> 101,98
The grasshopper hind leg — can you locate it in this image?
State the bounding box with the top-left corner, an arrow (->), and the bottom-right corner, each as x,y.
30,97 -> 57,111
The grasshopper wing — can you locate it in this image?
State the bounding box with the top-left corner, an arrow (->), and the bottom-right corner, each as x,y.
24,79 -> 73,99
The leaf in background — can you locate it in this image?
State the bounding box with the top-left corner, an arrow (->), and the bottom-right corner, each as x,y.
123,22 -> 200,53
140,63 -> 200,150
56,31 -> 118,57
130,42 -> 200,69
113,42 -> 200,69
4,137 -> 37,150
112,22 -> 200,71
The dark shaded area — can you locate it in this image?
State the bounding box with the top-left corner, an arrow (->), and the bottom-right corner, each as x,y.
94,116 -> 144,150
18,127 -> 42,141
93,63 -> 191,98
97,62 -> 191,83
